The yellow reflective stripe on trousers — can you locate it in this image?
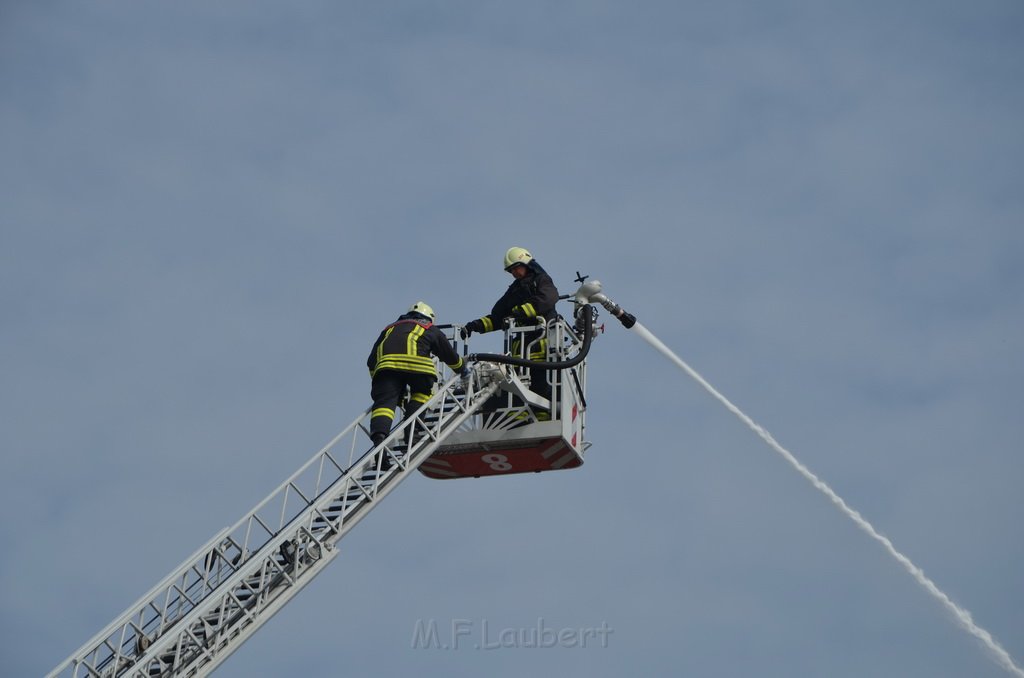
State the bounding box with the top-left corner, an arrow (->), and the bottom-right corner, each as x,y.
371,407 -> 395,420
518,302 -> 537,318
410,392 -> 432,404
481,317 -> 494,332
532,337 -> 548,360
511,337 -> 547,360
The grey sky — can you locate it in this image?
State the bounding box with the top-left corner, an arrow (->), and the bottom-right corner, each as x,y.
2,2 -> 1022,676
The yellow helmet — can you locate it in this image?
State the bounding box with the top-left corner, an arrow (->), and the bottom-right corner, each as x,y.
408,301 -> 435,321
503,246 -> 533,271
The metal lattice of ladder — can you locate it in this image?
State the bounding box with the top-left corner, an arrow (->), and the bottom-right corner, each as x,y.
48,373 -> 499,678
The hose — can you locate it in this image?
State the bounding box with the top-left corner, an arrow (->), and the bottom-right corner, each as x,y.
465,304 -> 594,371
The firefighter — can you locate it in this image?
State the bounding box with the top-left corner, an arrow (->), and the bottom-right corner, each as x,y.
367,301 -> 468,468
460,246 -> 560,405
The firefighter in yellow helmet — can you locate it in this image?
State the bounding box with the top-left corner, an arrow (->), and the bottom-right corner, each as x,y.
461,247 -> 560,402
367,301 -> 467,467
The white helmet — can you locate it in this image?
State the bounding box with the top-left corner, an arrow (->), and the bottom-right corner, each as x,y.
408,301 -> 435,321
503,246 -> 533,271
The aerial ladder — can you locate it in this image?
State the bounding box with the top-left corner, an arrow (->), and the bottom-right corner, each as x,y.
47,279 -> 635,678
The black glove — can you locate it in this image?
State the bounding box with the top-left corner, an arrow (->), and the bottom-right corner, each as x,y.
461,319 -> 484,339
455,366 -> 472,394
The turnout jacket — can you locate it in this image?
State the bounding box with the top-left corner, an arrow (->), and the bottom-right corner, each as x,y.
472,261 -> 560,333
367,312 -> 465,378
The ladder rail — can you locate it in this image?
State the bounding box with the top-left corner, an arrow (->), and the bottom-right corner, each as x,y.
46,415 -> 370,678
48,374 -> 497,678
49,315 -> 592,677
184,380 -> 496,676
46,526 -> 233,678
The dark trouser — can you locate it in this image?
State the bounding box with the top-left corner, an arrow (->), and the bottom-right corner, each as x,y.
529,365 -> 551,401
513,328 -> 551,401
369,370 -> 436,439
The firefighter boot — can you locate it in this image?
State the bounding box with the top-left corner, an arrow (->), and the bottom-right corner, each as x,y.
370,432 -> 392,472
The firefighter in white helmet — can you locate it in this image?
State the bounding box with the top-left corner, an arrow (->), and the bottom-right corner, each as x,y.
367,301 -> 467,468
461,247 -> 560,404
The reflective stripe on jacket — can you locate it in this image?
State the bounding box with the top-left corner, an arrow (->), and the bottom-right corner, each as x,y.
471,261 -> 560,333
367,313 -> 465,378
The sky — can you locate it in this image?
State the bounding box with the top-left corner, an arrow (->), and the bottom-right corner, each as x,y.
2,1 -> 1022,676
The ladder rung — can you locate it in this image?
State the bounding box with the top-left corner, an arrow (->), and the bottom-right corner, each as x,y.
49,377 -> 508,678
